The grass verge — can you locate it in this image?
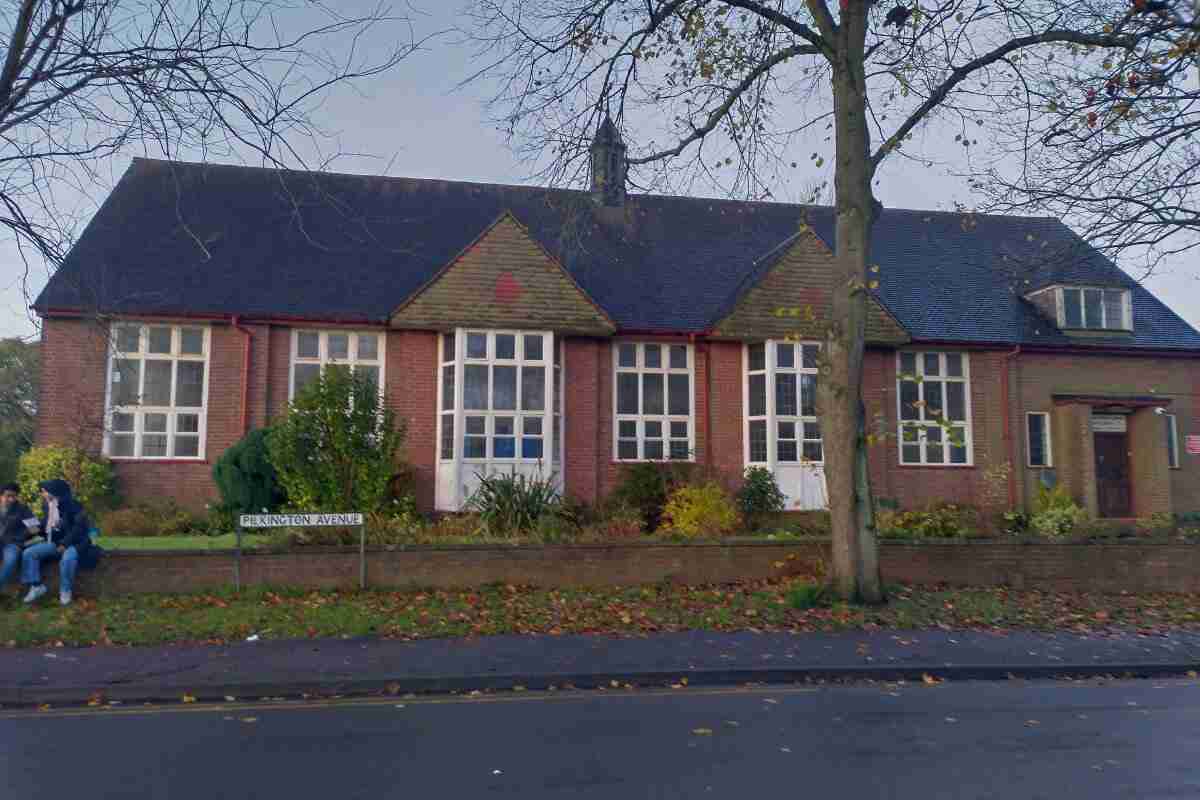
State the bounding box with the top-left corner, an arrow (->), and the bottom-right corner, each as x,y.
2,579 -> 1198,648
96,535 -> 271,552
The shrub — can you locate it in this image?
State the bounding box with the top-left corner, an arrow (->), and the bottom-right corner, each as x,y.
579,503 -> 645,541
661,482 -> 741,538
213,428 -> 285,516
736,466 -> 786,529
17,445 -> 117,510
533,511 -> 576,544
876,503 -> 977,539
425,513 -> 485,540
1135,512 -> 1175,538
465,471 -> 562,537
612,462 -> 695,532
96,501 -> 208,538
1029,484 -> 1086,539
267,368 -> 404,514
788,582 -> 833,610
1001,510 -> 1031,535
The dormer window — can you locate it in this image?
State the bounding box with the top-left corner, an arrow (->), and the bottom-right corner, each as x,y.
1058,287 -> 1131,331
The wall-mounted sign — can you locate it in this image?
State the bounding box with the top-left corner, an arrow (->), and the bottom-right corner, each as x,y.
1187,435 -> 1200,456
239,513 -> 364,528
1090,414 -> 1128,434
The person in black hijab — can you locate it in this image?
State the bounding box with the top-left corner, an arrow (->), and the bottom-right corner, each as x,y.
21,479 -> 101,606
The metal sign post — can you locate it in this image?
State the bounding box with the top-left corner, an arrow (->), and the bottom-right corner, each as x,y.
237,513 -> 367,591
235,519 -> 243,592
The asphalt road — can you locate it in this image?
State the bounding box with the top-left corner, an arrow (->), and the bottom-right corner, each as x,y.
3,680 -> 1198,799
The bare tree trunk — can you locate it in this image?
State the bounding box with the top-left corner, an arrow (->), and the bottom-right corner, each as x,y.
821,13 -> 883,605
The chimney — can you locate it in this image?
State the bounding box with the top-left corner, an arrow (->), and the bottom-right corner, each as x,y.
589,114 -> 626,207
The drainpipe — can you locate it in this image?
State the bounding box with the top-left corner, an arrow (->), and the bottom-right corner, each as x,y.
1000,345 -> 1022,508
232,315 -> 252,436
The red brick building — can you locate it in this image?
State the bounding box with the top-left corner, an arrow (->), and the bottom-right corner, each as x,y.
34,124 -> 1200,519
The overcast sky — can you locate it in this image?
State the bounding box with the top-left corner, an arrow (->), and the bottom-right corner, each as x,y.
2,2 -> 1197,340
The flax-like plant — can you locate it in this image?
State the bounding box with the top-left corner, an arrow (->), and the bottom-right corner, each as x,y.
466,471 -> 562,537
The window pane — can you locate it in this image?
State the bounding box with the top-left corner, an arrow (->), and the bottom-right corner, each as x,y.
1104,290 -> 1125,329
180,328 -> 204,355
552,416 -> 561,463
1063,288 -> 1082,327
493,365 -> 517,410
466,332 -> 487,359
175,361 -> 204,407
670,421 -> 688,439
464,436 -> 486,459
925,425 -> 944,463
523,417 -> 543,435
1084,288 -> 1103,328
494,417 -> 514,436
802,442 -> 823,462
293,363 -> 320,397
899,380 -> 919,421
524,335 -> 543,361
176,413 -> 200,434
945,353 -> 963,377
116,326 -> 140,353
644,344 -> 661,368
669,345 -> 687,369
923,353 -> 940,376
618,440 -> 638,460
748,374 -> 766,417
356,365 -> 380,393
522,438 -> 543,459
618,343 -> 637,368
110,435 -> 135,457
495,334 -> 515,360
778,421 -> 796,440
464,365 -> 489,410
144,412 -> 167,433
494,414 -> 515,457
111,359 -> 141,406
644,440 -> 664,460
949,443 -> 968,464
148,327 -> 172,354
800,374 -> 817,417
642,374 -> 664,415
924,380 -> 944,420
327,333 -> 349,360
669,441 -> 689,460
778,440 -> 798,462
112,412 -> 135,432
617,373 -> 639,415
668,374 -> 689,416
644,420 -> 663,439
802,345 -> 819,370
442,331 -> 456,362
521,366 -> 545,411
748,343 -> 766,372
297,331 -> 320,359
144,360 -> 173,406
357,334 -> 379,361
465,416 -> 485,435
141,434 -> 168,458
899,352 -> 916,378
440,414 -> 454,459
902,444 -> 921,464
946,382 -> 965,422
804,422 -> 821,441
619,420 -> 637,438
776,373 -> 798,416
173,436 -> 200,458
442,365 -> 455,411
1028,414 -> 1047,467
776,343 -> 794,368
749,420 -> 767,463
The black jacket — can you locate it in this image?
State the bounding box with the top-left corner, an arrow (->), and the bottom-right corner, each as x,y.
1,501 -> 36,547
38,479 -> 98,563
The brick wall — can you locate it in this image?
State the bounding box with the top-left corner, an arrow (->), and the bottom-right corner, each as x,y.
62,541 -> 1200,596
391,330 -> 439,512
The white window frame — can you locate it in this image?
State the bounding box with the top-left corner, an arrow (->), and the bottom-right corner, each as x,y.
1026,411 -> 1053,468
1054,286 -> 1132,331
289,329 -> 386,400
744,340 -> 823,467
613,341 -> 695,462
103,323 -> 211,460
896,351 -> 974,466
438,329 -> 557,464
1166,413 -> 1180,469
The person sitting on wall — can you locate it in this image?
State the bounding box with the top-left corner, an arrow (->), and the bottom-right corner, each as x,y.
21,479 -> 103,606
1,482 -> 39,598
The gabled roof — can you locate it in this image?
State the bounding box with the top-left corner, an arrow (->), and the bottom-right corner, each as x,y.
34,158 -> 1200,351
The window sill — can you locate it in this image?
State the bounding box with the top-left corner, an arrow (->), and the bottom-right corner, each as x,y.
108,458 -> 209,464
896,463 -> 975,469
611,460 -> 696,465
1026,463 -> 1053,469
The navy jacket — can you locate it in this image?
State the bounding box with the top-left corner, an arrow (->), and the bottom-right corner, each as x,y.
38,480 -> 100,567
1,501 -> 36,547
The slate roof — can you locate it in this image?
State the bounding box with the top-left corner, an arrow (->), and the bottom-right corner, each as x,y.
35,158 -> 1200,351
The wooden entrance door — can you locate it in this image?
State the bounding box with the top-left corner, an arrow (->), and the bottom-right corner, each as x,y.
1094,432 -> 1131,518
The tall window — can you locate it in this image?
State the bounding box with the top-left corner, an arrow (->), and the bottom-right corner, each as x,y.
614,342 -> 693,461
1026,412 -> 1052,468
440,330 -> 555,461
1058,287 -> 1131,331
1166,413 -> 1180,469
746,341 -> 822,465
105,323 -> 209,459
290,330 -> 384,398
897,352 -> 972,465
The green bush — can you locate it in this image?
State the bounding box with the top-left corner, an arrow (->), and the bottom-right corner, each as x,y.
736,466 -> 786,529
661,482 -> 741,538
534,511 -> 576,544
611,462 -> 695,532
1029,484 -> 1086,539
788,582 -> 833,610
213,428 -> 285,516
17,445 -> 117,509
876,503 -> 978,539
466,471 -> 562,537
97,501 -> 210,538
1135,512 -> 1175,538
267,368 -> 404,514
579,503 -> 645,541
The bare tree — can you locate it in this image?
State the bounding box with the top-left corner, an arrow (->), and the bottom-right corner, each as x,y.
463,0 -> 1143,602
1,0 -> 422,296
